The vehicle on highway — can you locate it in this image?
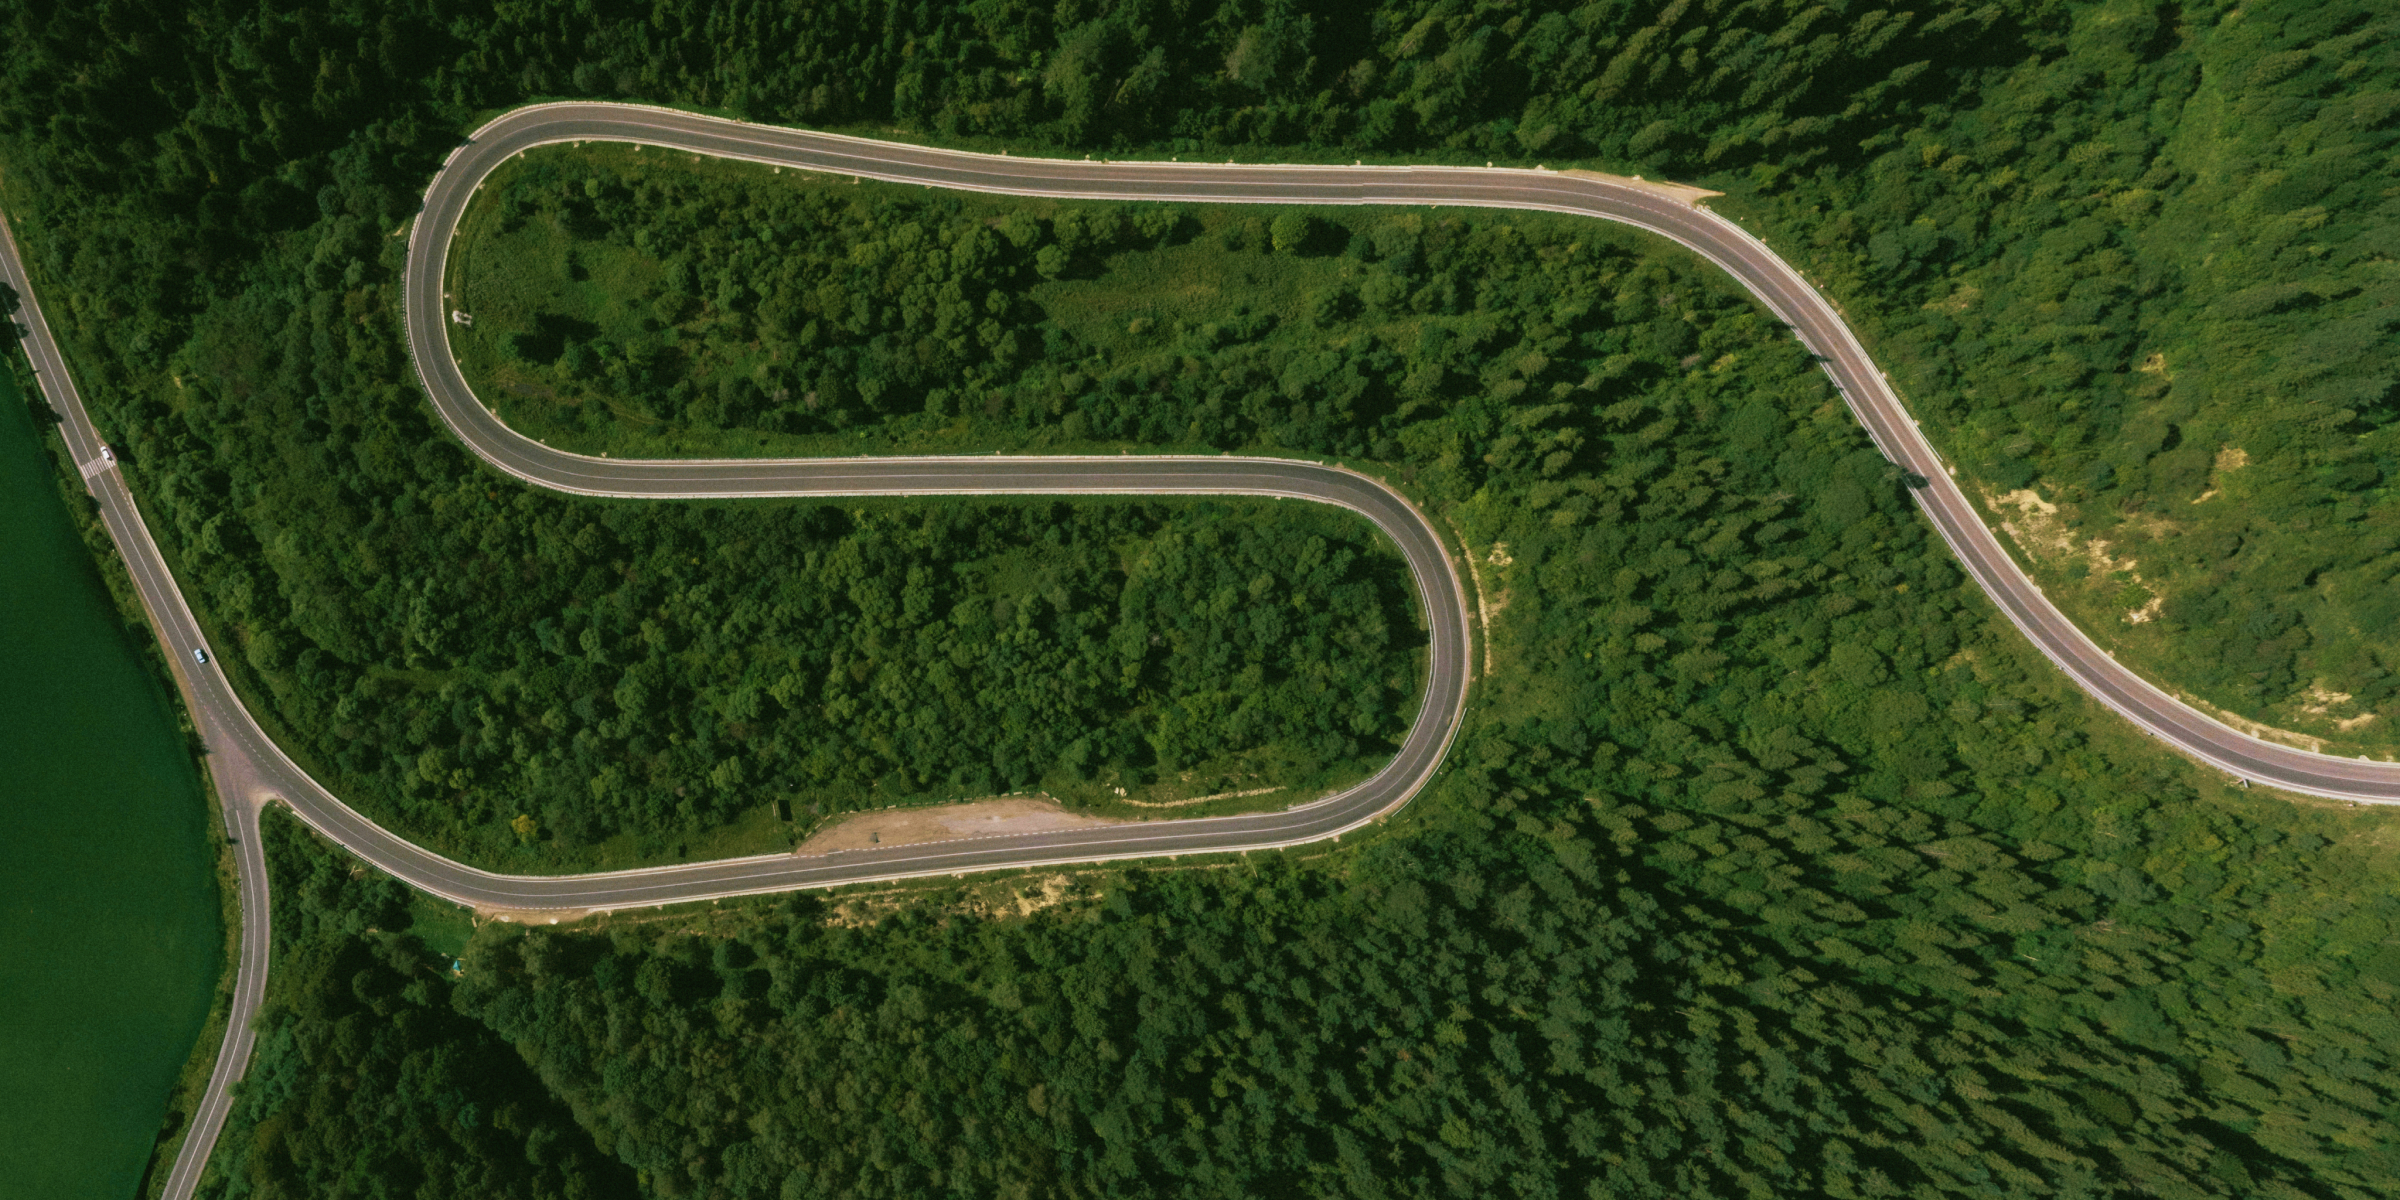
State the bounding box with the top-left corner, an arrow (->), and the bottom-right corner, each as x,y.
192,648 -> 207,665
99,444 -> 115,463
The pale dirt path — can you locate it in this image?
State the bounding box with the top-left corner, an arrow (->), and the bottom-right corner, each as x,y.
797,797 -> 1127,854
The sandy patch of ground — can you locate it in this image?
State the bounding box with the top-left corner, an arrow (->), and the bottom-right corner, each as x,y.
477,906 -> 596,924
1479,543 -> 1516,622
2187,695 -> 2328,754
997,873 -> 1078,918
2299,684 -> 2380,733
1983,487 -> 2160,623
1560,168 -> 1723,207
1988,487 -> 2090,562
797,796 -> 1125,854
827,873 -> 1085,925
1989,484 -> 2059,518
1120,786 -> 1283,809
1449,521 -> 1513,678
2194,446 -> 2248,504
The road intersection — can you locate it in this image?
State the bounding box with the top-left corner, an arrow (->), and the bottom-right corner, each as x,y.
4,100 -> 2396,1198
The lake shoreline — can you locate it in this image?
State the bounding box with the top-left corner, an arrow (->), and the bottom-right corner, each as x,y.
0,362 -> 226,1199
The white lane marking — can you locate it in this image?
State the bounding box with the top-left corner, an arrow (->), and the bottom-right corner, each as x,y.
411,110 -> 2400,802
550,126 -> 2392,790
32,112 -> 2400,806
23,102 -> 2400,1200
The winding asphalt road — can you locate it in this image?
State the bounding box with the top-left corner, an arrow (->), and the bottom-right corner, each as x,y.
424,103 -> 2400,801
8,99 -> 2400,1198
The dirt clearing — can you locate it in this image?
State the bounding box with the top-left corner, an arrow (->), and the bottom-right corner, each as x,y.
798,796 -> 1126,854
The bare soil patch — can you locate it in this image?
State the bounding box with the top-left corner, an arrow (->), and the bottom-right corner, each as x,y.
2184,694 -> 2329,754
478,906 -> 596,924
798,796 -> 1125,854
1559,168 -> 1724,207
1120,786 -> 1282,809
1983,486 -> 2168,624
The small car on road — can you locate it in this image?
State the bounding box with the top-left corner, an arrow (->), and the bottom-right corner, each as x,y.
193,648 -> 208,665
99,445 -> 116,464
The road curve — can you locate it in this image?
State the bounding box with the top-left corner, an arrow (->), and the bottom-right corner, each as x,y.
0,213 -> 275,1200
424,102 -> 2400,804
12,99 -> 2400,1200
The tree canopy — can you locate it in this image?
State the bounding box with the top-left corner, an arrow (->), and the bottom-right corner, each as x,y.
6,2 -> 2399,1196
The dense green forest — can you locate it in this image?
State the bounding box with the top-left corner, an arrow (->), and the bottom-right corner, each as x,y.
17,91 -> 1429,870
4,0 -> 2393,747
196,814 -> 636,1200
212,344 -> 2400,1195
214,147 -> 2400,1199
1716,2 -> 2400,751
449,141 -> 1724,464
234,486 -> 1413,867
7,0 -> 2400,1196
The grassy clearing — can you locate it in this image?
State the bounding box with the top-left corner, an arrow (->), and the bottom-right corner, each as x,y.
403,893 -> 477,963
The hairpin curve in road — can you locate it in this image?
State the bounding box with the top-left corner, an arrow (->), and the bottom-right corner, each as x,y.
8,99 -> 2396,1200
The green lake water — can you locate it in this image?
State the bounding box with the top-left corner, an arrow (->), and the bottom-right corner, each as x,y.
0,370 -> 222,1198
